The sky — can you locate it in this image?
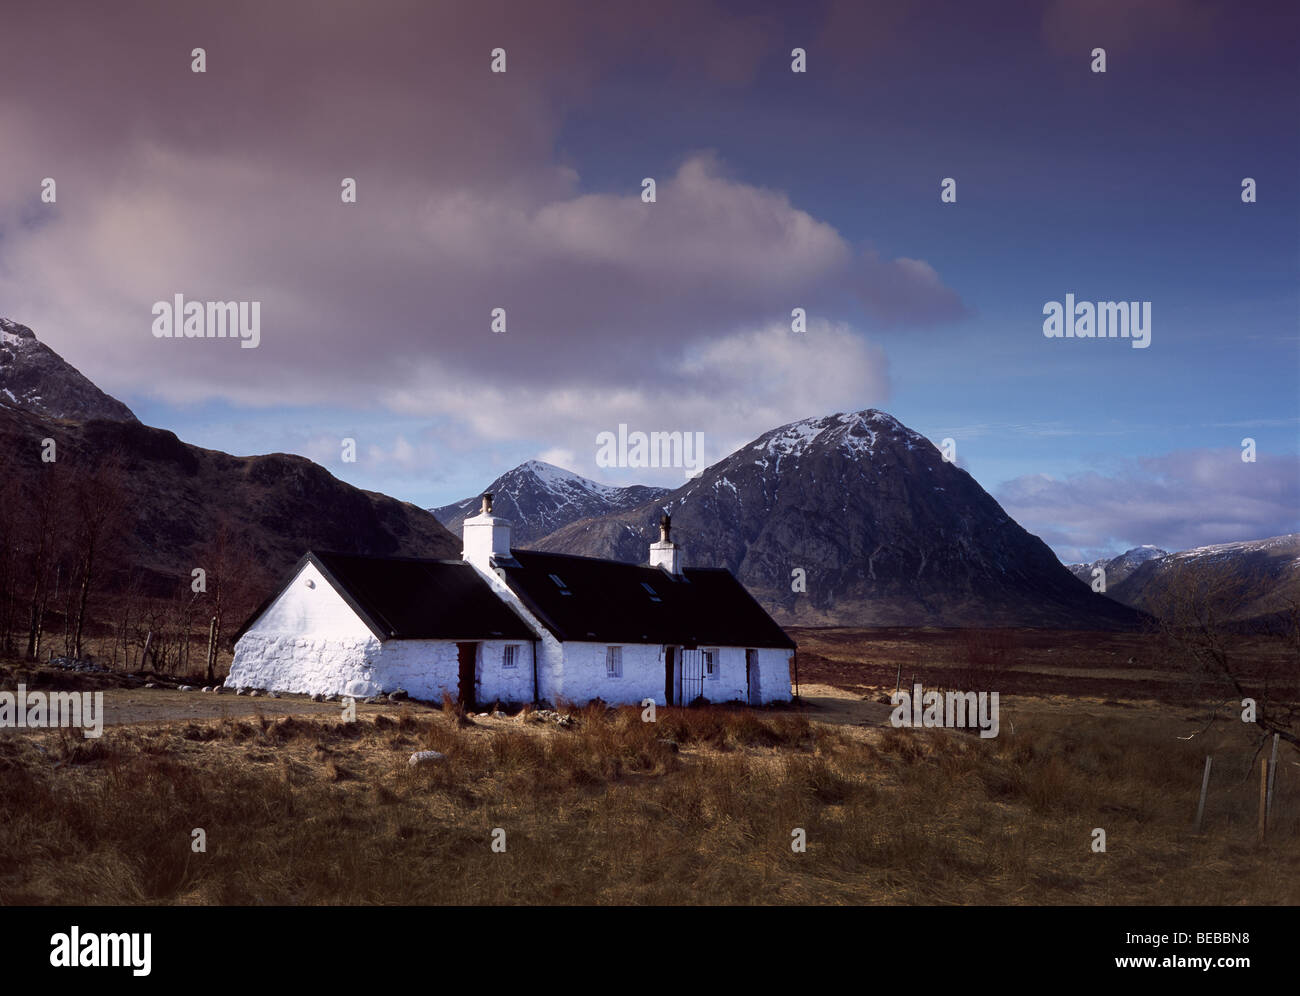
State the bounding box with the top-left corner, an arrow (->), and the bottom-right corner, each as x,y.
0,0 -> 1296,564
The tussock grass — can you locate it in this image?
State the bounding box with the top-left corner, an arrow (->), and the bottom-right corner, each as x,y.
0,702 -> 1296,905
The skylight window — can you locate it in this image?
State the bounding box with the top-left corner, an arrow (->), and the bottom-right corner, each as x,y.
549,573 -> 572,595
640,582 -> 661,602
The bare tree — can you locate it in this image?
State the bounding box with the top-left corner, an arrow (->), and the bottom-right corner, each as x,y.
193,518 -> 259,684
1150,559 -> 1299,752
23,461 -> 69,661
0,474 -> 22,656
67,451 -> 129,659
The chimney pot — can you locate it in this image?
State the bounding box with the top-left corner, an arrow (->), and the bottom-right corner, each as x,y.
481,493 -> 493,515
660,513 -> 671,543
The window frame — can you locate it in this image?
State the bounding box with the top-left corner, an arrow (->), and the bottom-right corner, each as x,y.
703,647 -> 719,679
605,645 -> 623,678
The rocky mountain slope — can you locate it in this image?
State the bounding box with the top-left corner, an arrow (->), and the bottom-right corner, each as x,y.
432,459 -> 668,546
0,321 -> 458,601
0,318 -> 137,422
530,411 -> 1142,629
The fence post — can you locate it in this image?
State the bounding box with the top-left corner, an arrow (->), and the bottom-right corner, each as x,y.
1195,756 -> 1212,832
1267,733 -> 1280,826
1258,754 -> 1269,843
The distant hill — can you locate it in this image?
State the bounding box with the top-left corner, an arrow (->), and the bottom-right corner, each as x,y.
1068,546 -> 1168,588
1104,535 -> 1300,627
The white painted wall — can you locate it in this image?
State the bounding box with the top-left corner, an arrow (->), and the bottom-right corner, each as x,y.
550,641 -> 662,706
374,638 -> 536,703
477,640 -> 536,705
754,647 -> 794,704
227,633 -> 383,697
226,561 -> 385,696
698,646 -> 742,703
245,561 -> 374,640
372,639 -> 460,701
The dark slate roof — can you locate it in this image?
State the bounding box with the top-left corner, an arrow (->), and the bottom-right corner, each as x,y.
235,551 -> 536,642
495,550 -> 796,649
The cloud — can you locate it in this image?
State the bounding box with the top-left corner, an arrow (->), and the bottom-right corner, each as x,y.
997,448 -> 1300,563
382,318 -> 890,484
853,253 -> 970,326
0,0 -> 962,479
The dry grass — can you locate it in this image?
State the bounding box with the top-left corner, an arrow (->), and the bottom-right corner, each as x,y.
0,698 -> 1296,905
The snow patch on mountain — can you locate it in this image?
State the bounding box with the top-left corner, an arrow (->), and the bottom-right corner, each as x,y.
752,410 -> 931,463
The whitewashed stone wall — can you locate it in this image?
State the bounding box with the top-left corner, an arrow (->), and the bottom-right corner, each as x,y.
227,632 -> 384,697
375,638 -> 534,703
226,561 -> 384,696
464,639 -> 536,705
550,641 -> 662,706
372,639 -> 460,700
753,647 -> 794,704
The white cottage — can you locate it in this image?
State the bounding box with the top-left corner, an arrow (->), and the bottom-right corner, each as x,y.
226,496 -> 795,707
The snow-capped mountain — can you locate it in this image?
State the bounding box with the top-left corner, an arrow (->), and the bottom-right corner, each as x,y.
1068,545 -> 1168,587
430,459 -> 670,546
1101,534 -> 1300,625
530,410 -> 1141,628
0,317 -> 137,422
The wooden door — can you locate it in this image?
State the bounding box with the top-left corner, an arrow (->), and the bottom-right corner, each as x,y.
457,642 -> 478,708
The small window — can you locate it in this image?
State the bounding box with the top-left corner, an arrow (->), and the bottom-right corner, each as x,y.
704,649 -> 717,679
606,646 -> 622,678
502,645 -> 518,669
640,581 -> 661,603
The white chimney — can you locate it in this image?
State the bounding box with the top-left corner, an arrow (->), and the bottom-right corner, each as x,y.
462,493 -> 513,571
649,513 -> 682,576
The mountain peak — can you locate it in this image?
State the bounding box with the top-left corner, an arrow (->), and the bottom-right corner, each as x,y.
751,408 -> 930,461
0,317 -> 38,342
431,461 -> 670,545
0,316 -> 137,423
